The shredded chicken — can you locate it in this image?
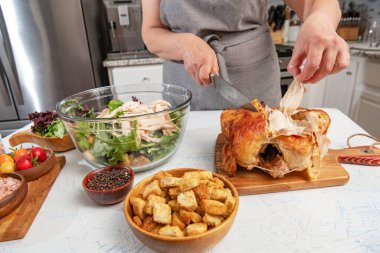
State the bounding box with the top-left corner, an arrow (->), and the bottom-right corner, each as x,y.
97,100 -> 177,143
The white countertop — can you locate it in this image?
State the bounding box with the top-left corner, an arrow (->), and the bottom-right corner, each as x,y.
1,109 -> 380,253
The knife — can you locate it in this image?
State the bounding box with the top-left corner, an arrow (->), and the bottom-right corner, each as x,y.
210,73 -> 257,111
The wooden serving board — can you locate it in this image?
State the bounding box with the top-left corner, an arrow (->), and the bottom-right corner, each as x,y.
0,156 -> 66,242
215,134 -> 351,195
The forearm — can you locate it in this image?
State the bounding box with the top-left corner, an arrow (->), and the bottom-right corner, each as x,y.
142,27 -> 194,61
285,0 -> 341,28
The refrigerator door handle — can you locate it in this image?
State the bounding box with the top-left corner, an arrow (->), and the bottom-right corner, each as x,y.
0,68 -> 11,106
0,41 -> 24,105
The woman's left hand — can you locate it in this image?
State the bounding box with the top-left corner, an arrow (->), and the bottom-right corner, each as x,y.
287,13 -> 350,83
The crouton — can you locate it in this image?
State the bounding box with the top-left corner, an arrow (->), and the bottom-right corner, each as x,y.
207,177 -> 224,189
160,176 -> 183,188
171,211 -> 186,230
182,171 -> 202,181
179,209 -> 202,224
132,216 -> 142,227
153,202 -> 172,225
142,180 -> 164,199
132,197 -> 146,219
177,190 -> 198,210
210,188 -> 229,201
201,199 -> 227,216
193,184 -> 211,202
153,171 -> 173,181
185,223 -> 208,236
142,216 -> 159,232
198,171 -> 213,180
180,178 -> 200,192
168,200 -> 181,212
151,225 -> 162,235
202,213 -> 224,227
158,225 -> 184,237
224,195 -> 236,217
168,187 -> 181,199
144,195 -> 166,215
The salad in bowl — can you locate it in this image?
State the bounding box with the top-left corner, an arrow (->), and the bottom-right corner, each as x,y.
56,84 -> 191,171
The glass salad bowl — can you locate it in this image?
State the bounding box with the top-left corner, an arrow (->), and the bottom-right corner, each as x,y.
56,84 -> 191,172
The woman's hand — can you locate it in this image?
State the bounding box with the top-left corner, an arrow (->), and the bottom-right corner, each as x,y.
287,13 -> 350,83
179,34 -> 219,85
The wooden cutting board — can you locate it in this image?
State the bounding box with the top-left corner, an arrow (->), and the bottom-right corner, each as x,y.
215,134 -> 352,195
0,156 -> 66,242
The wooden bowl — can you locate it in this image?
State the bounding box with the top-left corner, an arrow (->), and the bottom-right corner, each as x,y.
124,168 -> 239,253
15,148 -> 56,182
9,130 -> 75,152
82,166 -> 135,205
0,173 -> 28,219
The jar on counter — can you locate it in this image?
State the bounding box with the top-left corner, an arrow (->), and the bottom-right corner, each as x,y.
368,21 -> 380,47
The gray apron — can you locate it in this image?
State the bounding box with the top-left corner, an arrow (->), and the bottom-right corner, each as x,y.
160,0 -> 281,110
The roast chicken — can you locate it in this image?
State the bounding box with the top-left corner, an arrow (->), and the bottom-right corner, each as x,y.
220,81 -> 331,180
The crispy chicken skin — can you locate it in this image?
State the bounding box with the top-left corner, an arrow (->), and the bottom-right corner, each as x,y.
291,109 -> 331,135
221,109 -> 268,173
220,108 -> 331,179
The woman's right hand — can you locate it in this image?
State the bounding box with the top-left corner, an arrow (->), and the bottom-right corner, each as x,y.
179,34 -> 219,85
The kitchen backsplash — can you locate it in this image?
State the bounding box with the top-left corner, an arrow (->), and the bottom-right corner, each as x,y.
268,0 -> 380,22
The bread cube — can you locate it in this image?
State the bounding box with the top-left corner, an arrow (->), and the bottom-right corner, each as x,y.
179,209 -> 202,224
180,178 -> 200,192
153,171 -> 173,181
185,223 -> 208,236
132,216 -> 142,227
151,225 -> 162,235
142,180 -> 164,199
177,190 -> 198,210
142,216 -> 159,232
168,200 -> 181,212
153,202 -> 172,225
210,188 -> 229,201
207,177 -> 224,189
182,171 -> 202,181
202,213 -> 224,227
224,195 -> 236,217
201,199 -> 227,216
168,187 -> 181,199
171,211 -> 186,230
132,197 -> 146,219
198,171 -> 213,180
158,225 -> 184,237
193,184 -> 211,201
160,176 -> 183,188
144,195 -> 166,215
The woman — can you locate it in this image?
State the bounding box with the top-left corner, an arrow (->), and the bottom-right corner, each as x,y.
142,0 -> 349,110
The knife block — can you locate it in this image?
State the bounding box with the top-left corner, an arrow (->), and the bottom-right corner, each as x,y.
337,27 -> 359,41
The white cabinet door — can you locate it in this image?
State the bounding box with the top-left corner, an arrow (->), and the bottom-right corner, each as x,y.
110,64 -> 163,86
323,61 -> 358,115
354,88 -> 380,137
300,79 -> 326,108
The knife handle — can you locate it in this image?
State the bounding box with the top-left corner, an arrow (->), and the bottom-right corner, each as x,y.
338,155 -> 380,166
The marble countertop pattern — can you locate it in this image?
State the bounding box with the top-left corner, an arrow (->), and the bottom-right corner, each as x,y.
1,109 -> 380,253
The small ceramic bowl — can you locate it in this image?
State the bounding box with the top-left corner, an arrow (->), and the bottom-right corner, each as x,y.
124,168 -> 239,253
82,166 -> 135,205
0,173 -> 28,219
15,148 -> 56,182
9,130 -> 75,152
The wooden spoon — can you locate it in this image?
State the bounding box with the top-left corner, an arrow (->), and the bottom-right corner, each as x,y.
9,130 -> 75,152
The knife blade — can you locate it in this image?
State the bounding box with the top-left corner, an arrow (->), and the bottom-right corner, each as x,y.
210,73 -> 256,111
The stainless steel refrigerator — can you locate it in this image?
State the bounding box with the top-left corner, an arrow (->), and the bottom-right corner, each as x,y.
0,0 -> 109,136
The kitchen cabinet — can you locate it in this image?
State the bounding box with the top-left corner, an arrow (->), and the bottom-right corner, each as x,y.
108,64 -> 163,86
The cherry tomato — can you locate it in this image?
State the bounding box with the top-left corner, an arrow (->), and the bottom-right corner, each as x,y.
30,147 -> 47,163
15,156 -> 33,171
13,148 -> 30,161
0,154 -> 14,165
0,161 -> 15,173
